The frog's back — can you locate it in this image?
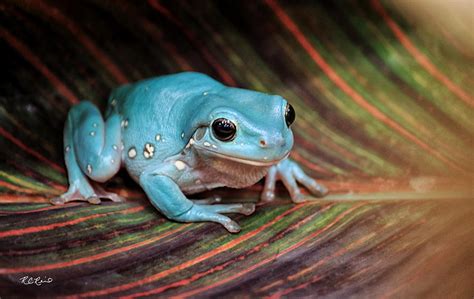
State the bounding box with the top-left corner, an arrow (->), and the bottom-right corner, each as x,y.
107,72 -> 223,113
105,72 -> 224,178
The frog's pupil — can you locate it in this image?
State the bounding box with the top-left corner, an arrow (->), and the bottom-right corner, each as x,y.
285,103 -> 296,127
212,118 -> 236,141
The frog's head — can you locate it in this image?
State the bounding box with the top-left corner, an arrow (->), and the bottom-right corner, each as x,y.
191,88 -> 295,167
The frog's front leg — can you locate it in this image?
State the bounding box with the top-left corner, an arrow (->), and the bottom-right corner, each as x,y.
51,101 -> 124,205
140,170 -> 255,233
261,158 -> 328,203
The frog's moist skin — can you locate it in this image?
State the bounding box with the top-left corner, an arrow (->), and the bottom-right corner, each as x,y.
51,72 -> 328,233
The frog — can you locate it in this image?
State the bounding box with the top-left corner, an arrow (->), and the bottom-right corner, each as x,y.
51,72 -> 328,233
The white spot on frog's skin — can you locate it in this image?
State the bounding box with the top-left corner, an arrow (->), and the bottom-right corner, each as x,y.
90,131 -> 96,136
93,123 -> 98,128
143,143 -> 155,159
111,99 -> 117,106
203,91 -> 209,96
65,146 -> 70,152
111,159 -> 115,164
183,138 -> 193,150
124,119 -> 129,128
211,144 -> 217,149
203,142 -> 211,147
174,160 -> 186,171
264,157 -> 268,160
195,179 -> 202,185
155,134 -> 161,142
121,142 -> 125,150
87,164 -> 92,174
181,132 -> 185,139
128,147 -> 137,159
112,145 -> 118,151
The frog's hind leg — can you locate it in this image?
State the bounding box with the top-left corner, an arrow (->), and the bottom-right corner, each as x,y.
51,101 -> 124,205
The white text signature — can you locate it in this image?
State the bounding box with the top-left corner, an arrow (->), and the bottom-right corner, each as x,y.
19,276 -> 53,286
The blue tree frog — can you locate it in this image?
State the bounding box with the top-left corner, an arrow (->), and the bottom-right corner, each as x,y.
51,72 -> 328,233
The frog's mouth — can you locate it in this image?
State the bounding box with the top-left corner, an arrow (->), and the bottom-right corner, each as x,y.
195,145 -> 289,167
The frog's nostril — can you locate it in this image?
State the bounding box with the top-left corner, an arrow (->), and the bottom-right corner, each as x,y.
260,137 -> 286,148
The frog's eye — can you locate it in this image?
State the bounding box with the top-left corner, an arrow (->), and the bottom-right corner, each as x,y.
285,103 -> 296,127
212,118 -> 236,142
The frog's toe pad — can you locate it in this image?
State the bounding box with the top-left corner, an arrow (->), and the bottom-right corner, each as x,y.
224,220 -> 241,233
87,196 -> 102,204
315,184 -> 329,197
294,194 -> 326,204
99,193 -> 126,203
50,197 -> 66,205
260,190 -> 275,202
241,203 -> 256,216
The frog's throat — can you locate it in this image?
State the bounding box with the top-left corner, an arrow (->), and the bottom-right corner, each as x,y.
194,146 -> 289,167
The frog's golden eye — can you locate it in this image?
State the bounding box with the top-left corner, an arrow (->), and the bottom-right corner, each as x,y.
212,118 -> 236,142
285,103 -> 296,127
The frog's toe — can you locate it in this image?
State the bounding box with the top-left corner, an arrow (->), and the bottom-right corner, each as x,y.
293,167 -> 328,198
291,193 -> 308,203
50,197 -> 66,205
241,203 -> 256,215
299,180 -> 328,198
87,196 -> 102,204
171,204 -> 242,233
99,192 -> 125,203
260,190 -> 275,202
315,184 -> 329,197
205,203 -> 255,215
90,183 -> 126,203
111,194 -> 126,202
224,220 -> 241,233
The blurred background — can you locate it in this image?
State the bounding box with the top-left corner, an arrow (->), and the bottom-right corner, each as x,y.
0,0 -> 473,297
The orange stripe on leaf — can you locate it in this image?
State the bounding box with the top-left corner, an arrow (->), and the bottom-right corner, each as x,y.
371,0 -> 474,107
265,0 -> 464,173
70,204 -> 304,298
0,205 -> 143,238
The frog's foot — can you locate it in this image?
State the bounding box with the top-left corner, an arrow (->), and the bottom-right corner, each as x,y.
51,183 -> 125,206
261,158 -> 328,203
174,203 -> 255,233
